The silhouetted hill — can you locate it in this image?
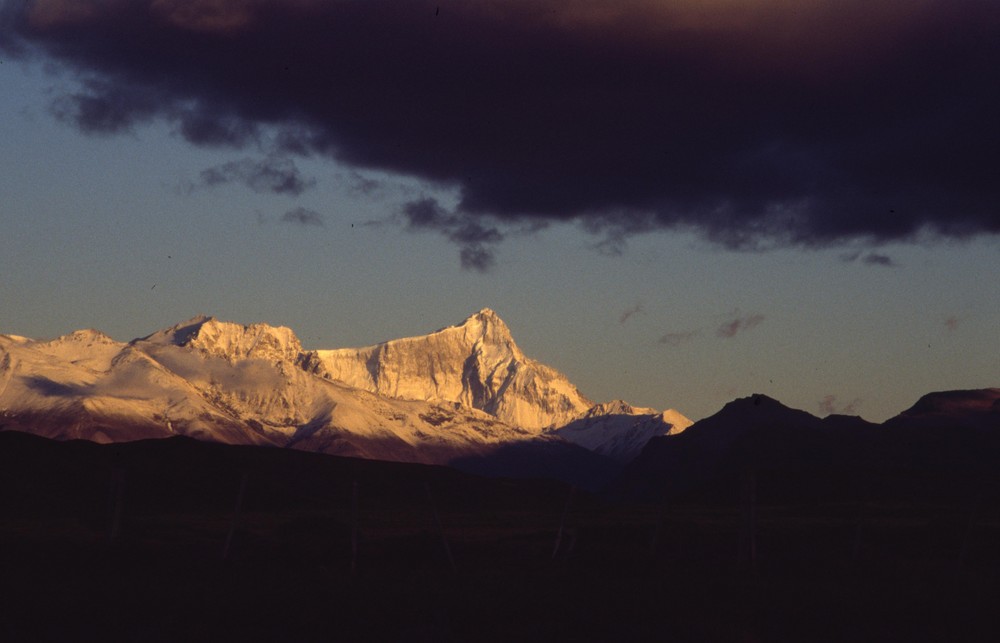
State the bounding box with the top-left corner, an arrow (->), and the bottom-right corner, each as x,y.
4,428 -> 1000,642
616,390 -> 1000,504
886,388 -> 1000,431
0,430 -> 588,522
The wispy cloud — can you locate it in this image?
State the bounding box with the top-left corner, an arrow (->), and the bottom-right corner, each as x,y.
862,253 -> 896,267
582,214 -> 659,257
619,303 -> 643,325
716,312 -> 765,338
197,155 -> 315,196
840,251 -> 898,267
347,171 -> 383,196
819,394 -> 860,416
658,330 -> 698,347
280,207 -> 324,227
818,395 -> 837,415
458,246 -> 494,273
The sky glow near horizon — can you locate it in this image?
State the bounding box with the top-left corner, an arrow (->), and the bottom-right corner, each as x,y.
0,0 -> 998,422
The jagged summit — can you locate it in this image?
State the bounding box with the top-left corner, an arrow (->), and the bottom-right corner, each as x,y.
136,315 -> 215,346
306,309 -> 592,430
586,399 -> 659,417
459,307 -> 503,324
461,307 -> 507,330
418,307 -> 519,356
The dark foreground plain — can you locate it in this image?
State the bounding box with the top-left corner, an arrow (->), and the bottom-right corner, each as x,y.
2,431 -> 1000,642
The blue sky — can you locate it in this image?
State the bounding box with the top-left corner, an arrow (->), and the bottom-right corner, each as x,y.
1,1 -> 998,422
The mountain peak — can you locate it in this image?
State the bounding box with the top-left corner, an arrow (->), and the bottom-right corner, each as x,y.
454,307 -> 513,342
719,393 -> 788,413
137,315 -> 214,347
46,328 -> 119,346
466,307 -> 504,324
471,307 -> 499,319
139,316 -> 303,362
586,399 -> 658,417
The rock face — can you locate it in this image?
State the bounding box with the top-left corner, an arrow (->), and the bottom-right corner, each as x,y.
141,316 -> 304,362
0,310 -> 690,476
304,309 -> 594,431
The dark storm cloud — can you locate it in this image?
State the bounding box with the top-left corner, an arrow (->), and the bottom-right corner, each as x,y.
582,213 -> 660,256
402,197 -> 503,272
49,77 -> 258,145
4,0 -> 1000,251
50,80 -> 157,134
840,250 -> 898,267
176,111 -> 258,147
199,156 -> 315,195
280,206 -> 324,226
716,312 -> 765,338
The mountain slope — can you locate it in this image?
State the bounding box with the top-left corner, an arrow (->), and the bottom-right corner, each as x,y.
554,400 -> 691,463
885,388 -> 1000,432
0,329 -> 276,445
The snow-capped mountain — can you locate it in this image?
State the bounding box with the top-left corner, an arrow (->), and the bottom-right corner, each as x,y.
302,309 -> 592,430
0,310 -> 689,473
